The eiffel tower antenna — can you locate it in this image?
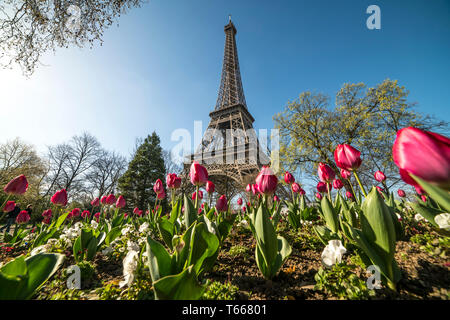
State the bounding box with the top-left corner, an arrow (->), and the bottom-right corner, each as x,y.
184,20 -> 270,199
229,14 -> 232,22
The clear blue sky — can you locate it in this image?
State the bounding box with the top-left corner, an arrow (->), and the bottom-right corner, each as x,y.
1,0 -> 449,163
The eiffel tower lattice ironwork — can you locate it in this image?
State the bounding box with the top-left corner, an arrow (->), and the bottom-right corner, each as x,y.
184,19 -> 270,198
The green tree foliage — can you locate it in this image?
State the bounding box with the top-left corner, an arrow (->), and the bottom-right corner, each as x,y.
118,132 -> 167,212
273,79 -> 448,192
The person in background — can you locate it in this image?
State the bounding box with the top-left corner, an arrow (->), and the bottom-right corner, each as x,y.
0,204 -> 21,234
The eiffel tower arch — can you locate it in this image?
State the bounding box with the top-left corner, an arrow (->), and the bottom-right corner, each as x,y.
183,19 -> 270,200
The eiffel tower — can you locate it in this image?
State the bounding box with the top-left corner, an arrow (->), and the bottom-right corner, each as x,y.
184,18 -> 270,199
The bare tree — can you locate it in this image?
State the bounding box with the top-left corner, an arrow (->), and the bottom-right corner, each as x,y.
0,0 -> 147,75
162,149 -> 183,175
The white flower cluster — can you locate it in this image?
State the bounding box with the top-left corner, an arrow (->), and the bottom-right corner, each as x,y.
435,213 -> 450,231
60,222 -> 84,247
30,238 -> 59,256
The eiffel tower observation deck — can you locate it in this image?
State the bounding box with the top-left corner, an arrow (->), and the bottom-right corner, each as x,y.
184,18 -> 270,198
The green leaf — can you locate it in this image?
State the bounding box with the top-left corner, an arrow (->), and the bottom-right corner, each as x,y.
410,174 -> 450,212
105,226 -> 122,246
321,196 -> 339,233
73,236 -> 82,263
254,203 -> 278,271
146,237 -> 173,281
152,265 -> 205,300
183,194 -> 197,229
186,222 -> 219,276
157,217 -> 175,250
410,202 -> 442,228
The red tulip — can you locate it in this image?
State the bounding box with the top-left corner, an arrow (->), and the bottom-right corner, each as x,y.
94,212 -> 101,222
174,177 -> 182,189
237,198 -> 243,206
284,171 -> 295,185
374,171 -> 386,182
318,162 -> 335,183
291,182 -> 300,193
3,174 -> 28,195
315,193 -> 323,200
206,181 -> 215,194
71,208 -> 80,217
192,190 -> 203,200
106,194 -> 116,205
81,210 -> 90,218
242,206 -> 247,213
255,166 -> 278,195
332,179 -> 344,190
317,181 -> 327,193
334,144 -> 362,171
346,191 -> 354,199
393,127 -> 450,190
3,201 -> 15,213
166,173 -> 178,189
42,209 -> 52,218
100,196 -> 107,205
16,210 -> 30,224
124,213 -> 128,219
246,184 -> 252,192
116,195 -> 126,208
298,188 -> 306,195
397,189 -> 406,198
153,179 -> 164,195
43,216 -> 52,224
133,207 -> 140,214
189,161 -> 208,186
91,198 -> 100,207
215,195 -> 228,212
340,169 -> 352,179
51,189 -> 68,206
273,195 -> 280,202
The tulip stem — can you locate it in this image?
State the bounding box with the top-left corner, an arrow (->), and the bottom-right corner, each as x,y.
195,185 -> 199,210
353,171 -> 367,198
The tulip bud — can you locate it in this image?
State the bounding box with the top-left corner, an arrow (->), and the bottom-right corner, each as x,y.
298,188 -> 306,195
397,189 -> 406,198
237,198 -> 243,206
255,166 -> 278,195
346,191 -> 354,199
415,185 -> 426,195
393,127 -> 450,190
192,190 -> 203,200
3,174 -> 28,195
216,195 -> 228,212
42,209 -> 52,218
317,181 -> 328,193
94,212 -> 101,222
116,195 -> 126,208
316,193 -> 323,200
133,207 -> 140,215
334,144 -> 362,171
374,171 -> 386,182
251,184 -> 259,195
340,169 -> 352,179
291,182 -> 300,193
206,180 -> 215,194
318,162 -> 336,183
189,161 -> 208,186
100,196 -> 107,205
246,184 -> 252,192
284,171 -> 295,184
71,208 -> 80,217
166,173 -> 178,189
274,195 -> 280,202
51,189 -> 68,206
332,179 -> 344,190
157,190 -> 166,200
81,210 -> 90,218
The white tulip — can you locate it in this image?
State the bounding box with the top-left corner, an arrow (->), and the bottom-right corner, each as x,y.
435,213 -> 450,231
321,240 -> 347,268
119,250 -> 139,288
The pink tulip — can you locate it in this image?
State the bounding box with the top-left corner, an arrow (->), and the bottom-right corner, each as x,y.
133,207 -> 140,214
318,162 -> 335,183
291,182 -> 300,193
71,208 -> 80,217
315,193 -> 323,200
51,189 -> 68,206
255,166 -> 278,195
334,144 -> 362,171
166,173 -> 178,189
374,171 -> 386,182
116,195 -> 126,208
415,185 -> 426,195
3,201 -> 15,213
284,171 -> 295,184
94,212 -> 101,222
189,161 -> 208,186
246,184 -> 252,192
421,195 -> 427,202
251,184 -> 259,195
100,196 -> 107,205
81,210 -> 90,218
16,210 -> 30,224
206,181 -> 215,194
393,127 -> 450,190
157,190 -> 166,200
340,169 -> 352,179
91,197 -> 100,207
237,198 -> 243,206
397,189 -> 406,198
332,179 -> 344,190
215,195 -> 228,212
153,179 -> 164,195
298,188 -> 306,195
346,191 -> 354,199
43,216 -> 52,224
273,195 -> 280,202
106,194 -> 116,205
3,174 -> 28,195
